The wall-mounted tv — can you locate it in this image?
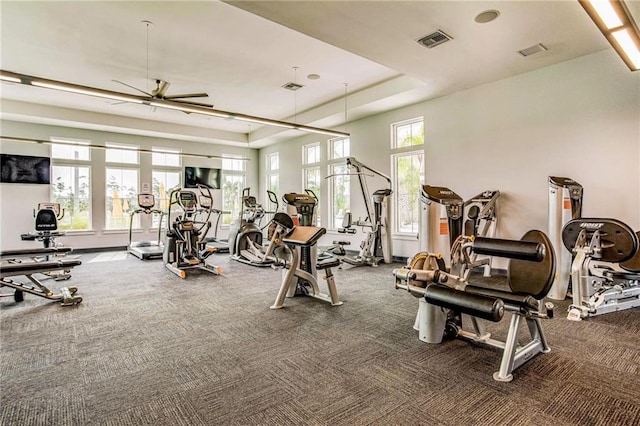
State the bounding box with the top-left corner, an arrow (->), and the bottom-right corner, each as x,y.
184,166 -> 221,189
0,154 -> 51,184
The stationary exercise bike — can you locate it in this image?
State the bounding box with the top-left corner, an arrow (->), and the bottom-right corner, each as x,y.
163,185 -> 221,278
21,202 -> 73,280
562,217 -> 640,319
228,188 -> 280,267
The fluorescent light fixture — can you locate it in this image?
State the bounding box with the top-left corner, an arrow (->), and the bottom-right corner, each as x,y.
0,73 -> 21,83
580,0 -> 640,71
0,135 -> 248,161
31,80 -> 145,104
0,69 -> 350,137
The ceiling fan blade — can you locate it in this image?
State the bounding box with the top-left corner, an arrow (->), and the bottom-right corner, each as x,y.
172,99 -> 214,108
112,79 -> 152,97
164,92 -> 209,100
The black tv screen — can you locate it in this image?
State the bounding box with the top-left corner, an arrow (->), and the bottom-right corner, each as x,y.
184,166 -> 221,189
0,154 -> 51,184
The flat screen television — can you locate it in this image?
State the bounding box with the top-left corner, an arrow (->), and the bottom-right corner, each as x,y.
184,166 -> 221,189
0,154 -> 51,184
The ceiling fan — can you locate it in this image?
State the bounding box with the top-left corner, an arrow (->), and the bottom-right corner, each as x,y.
112,78 -> 214,108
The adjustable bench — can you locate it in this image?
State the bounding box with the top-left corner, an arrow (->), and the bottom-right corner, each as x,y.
1,247 -> 83,306
394,230 -> 556,382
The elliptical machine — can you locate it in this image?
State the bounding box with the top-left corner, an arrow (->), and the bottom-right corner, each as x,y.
163,184 -> 221,278
228,188 -> 280,266
339,157 -> 393,267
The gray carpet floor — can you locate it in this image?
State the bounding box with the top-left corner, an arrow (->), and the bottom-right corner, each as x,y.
1,250 -> 639,425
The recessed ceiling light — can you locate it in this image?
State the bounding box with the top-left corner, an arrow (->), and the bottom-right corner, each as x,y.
307,74 -> 320,80
475,10 -> 500,24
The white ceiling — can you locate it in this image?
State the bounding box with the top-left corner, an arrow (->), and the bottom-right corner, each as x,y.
0,1 -> 626,149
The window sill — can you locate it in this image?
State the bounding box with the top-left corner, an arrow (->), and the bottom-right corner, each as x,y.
61,229 -> 97,236
392,233 -> 419,241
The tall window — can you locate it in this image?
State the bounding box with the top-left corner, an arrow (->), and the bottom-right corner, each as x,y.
152,148 -> 181,227
266,152 -> 279,194
328,137 -> 350,229
302,142 -> 321,225
391,118 -> 424,235
105,144 -> 139,229
222,157 -> 246,225
50,138 -> 91,230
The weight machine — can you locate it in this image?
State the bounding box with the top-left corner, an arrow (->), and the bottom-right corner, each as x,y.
336,156 -> 393,267
163,185 -> 221,278
547,176 -> 583,300
562,217 -> 640,319
420,185 -> 500,278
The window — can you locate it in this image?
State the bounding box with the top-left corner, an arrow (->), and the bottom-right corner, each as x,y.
303,142 -> 320,164
105,168 -> 139,229
266,152 -> 279,194
152,148 -> 181,227
302,143 -> 321,226
51,138 -> 90,161
51,165 -> 91,230
328,137 -> 350,229
50,138 -> 91,230
222,157 -> 246,225
152,170 -> 181,226
392,118 -> 424,148
391,117 -> 424,235
152,149 -> 180,167
106,144 -> 138,164
329,137 -> 350,160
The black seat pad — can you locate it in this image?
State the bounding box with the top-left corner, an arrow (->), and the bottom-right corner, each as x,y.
621,231 -> 640,273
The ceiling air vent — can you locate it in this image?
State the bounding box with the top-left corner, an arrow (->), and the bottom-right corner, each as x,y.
518,43 -> 548,57
282,82 -> 304,91
417,30 -> 453,49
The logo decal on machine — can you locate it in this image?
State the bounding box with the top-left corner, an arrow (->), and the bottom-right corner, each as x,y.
579,222 -> 604,229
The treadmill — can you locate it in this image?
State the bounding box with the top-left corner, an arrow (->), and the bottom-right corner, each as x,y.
128,194 -> 165,260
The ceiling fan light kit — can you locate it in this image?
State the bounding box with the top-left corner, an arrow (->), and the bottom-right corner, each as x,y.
0,69 -> 350,138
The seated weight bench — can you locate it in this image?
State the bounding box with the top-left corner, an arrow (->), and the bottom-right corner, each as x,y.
271,220 -> 342,309
393,230 -> 556,382
1,247 -> 83,306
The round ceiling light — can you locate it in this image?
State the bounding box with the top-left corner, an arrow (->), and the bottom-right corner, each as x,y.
307,74 -> 320,80
475,10 -> 500,24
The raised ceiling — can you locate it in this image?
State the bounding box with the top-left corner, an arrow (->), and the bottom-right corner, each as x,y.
0,1 -> 617,148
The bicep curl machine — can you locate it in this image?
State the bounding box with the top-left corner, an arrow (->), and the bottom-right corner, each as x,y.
562,218 -> 640,319
269,212 -> 342,309
394,230 -> 556,382
163,185 -> 222,279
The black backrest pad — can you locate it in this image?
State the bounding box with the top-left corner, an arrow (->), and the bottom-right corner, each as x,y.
620,231 -> 640,273
473,237 -> 544,262
562,218 -> 638,263
508,230 -> 556,299
272,212 -> 294,230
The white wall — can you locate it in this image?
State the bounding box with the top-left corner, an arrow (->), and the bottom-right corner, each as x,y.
0,121 -> 258,250
260,50 -> 640,259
